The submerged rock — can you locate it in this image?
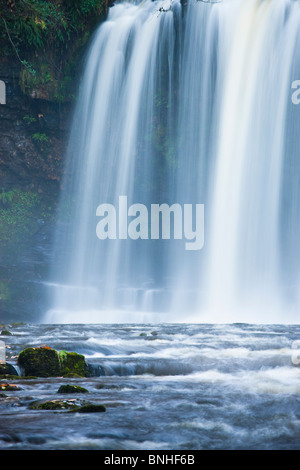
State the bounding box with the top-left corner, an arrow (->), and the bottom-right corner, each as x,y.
29,399 -> 106,413
18,346 -> 89,377
69,403 -> 106,413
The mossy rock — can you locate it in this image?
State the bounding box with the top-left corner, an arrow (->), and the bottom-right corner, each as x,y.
58,351 -> 87,377
29,399 -> 105,413
29,399 -> 78,410
0,363 -> 18,376
69,403 -> 106,413
0,330 -> 12,336
17,347 -> 89,377
57,384 -> 88,394
0,383 -> 22,391
18,347 -> 60,377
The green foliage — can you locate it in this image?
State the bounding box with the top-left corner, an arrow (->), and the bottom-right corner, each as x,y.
1,0 -> 106,53
23,114 -> 37,124
21,60 -> 37,76
32,132 -> 49,143
1,0 -> 108,102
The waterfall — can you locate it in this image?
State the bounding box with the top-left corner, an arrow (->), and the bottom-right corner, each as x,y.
44,0 -> 300,324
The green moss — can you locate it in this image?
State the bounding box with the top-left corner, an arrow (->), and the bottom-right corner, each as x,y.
1,0 -> 109,103
29,399 -> 77,410
17,347 -> 88,377
18,347 -> 60,377
0,329 -> 12,336
29,399 -> 106,412
23,115 -> 37,124
60,351 -> 87,377
57,384 -> 88,394
69,403 -> 106,413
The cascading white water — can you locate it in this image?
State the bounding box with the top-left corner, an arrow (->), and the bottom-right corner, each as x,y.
202,0 -> 300,323
44,0 -> 300,324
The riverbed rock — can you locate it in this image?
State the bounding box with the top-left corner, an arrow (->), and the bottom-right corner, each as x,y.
29,399 -> 79,410
58,351 -> 87,377
29,399 -> 106,412
0,362 -> 19,377
0,383 -> 22,391
17,346 -> 89,377
0,330 -> 12,336
69,403 -> 106,413
57,384 -> 88,394
18,347 -> 60,377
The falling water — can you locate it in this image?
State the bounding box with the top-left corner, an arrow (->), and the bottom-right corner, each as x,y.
45,0 -> 300,324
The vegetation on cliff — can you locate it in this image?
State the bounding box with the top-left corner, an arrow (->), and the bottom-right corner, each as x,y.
0,0 -> 110,101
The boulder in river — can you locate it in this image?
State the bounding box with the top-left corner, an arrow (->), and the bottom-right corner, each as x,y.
57,384 -> 88,394
18,346 -> 88,377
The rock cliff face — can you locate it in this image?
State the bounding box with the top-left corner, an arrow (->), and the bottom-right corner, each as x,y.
0,56 -> 72,192
0,57 -> 73,323
0,0 -> 114,323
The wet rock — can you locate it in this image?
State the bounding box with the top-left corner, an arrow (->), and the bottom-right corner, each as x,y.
151,331 -> 159,336
18,347 -> 60,377
0,330 -> 12,336
57,384 -> 89,394
28,398 -> 105,413
58,350 -> 87,377
0,383 -> 22,391
29,399 -> 79,410
17,346 -> 89,377
0,362 -> 19,376
69,403 -> 106,413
